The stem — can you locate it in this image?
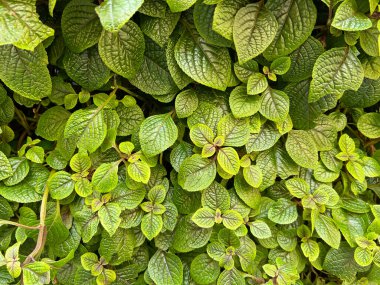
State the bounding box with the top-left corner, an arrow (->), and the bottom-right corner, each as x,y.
0,220 -> 39,230
327,0 -> 333,27
23,171 -> 55,265
14,108 -> 32,135
364,138 -> 380,148
116,85 -> 146,101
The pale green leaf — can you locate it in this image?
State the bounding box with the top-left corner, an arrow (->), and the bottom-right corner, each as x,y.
217,114 -> 249,147
175,89 -> 199,118
190,254 -> 219,285
64,108 -> 107,153
178,155 -> 216,192
166,0 -> 196,12
233,3 -> 278,64
98,203 -> 121,236
268,198 -> 298,224
332,0 -> 372,31
139,113 -> 178,157
285,178 -> 310,198
92,162 -> 119,193
301,239 -> 320,261
95,0 -> 143,32
190,124 -> 215,147
315,214 -> 341,249
22,262 -> 50,285
259,87 -> 289,122
217,147 -> 240,175
48,171 -> 74,200
250,220 -> 272,239
357,113 -> 380,139
128,161 -> 151,184
0,151 -> 12,181
286,130 -> 318,169
243,165 -> 262,188
148,250 -> 183,285
222,210 -> 243,230
229,86 -> 261,118
192,207 -> 215,228
247,73 -> 268,95
309,47 -> 364,102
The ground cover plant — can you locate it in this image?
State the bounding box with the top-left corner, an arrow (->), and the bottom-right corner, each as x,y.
0,0 -> 380,284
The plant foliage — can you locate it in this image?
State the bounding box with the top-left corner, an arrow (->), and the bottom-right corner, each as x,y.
0,0 -> 380,284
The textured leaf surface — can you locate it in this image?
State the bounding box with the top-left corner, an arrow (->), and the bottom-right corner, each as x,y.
259,88 -> 289,122
332,0 -> 372,31
148,250 -> 183,284
95,0 -> 143,32
0,44 -> 51,100
315,214 -> 341,249
286,130 -> 318,169
357,113 -> 380,139
139,113 -> 178,157
98,20 -> 145,79
233,3 -> 278,64
264,0 -> 317,59
309,47 -> 364,102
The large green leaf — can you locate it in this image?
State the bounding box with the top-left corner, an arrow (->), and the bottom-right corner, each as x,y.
48,171 -> 74,200
217,114 -> 249,147
286,130 -> 318,169
309,47 -> 364,102
166,0 -> 196,12
64,108 -> 107,153
264,0 -> 317,59
63,46 -> 111,92
331,0 -> 372,31
233,3 -> 278,64
92,162 -> 119,193
98,203 -> 121,236
190,254 -> 219,285
259,88 -> 289,122
229,86 -> 261,118
36,106 -> 71,141
95,0 -> 143,32
357,113 -> 380,139
98,20 -> 145,79
139,113 -> 178,157
0,0 -> 54,50
22,262 -> 50,285
0,44 -> 51,100
268,198 -> 298,224
130,37 -> 178,95
61,0 -> 102,53
148,250 -> 183,285
213,0 -> 249,41
174,19 -> 231,91
0,151 -> 12,181
315,214 -> 341,249
178,155 -> 216,192
217,147 -> 240,175
342,78 -> 380,108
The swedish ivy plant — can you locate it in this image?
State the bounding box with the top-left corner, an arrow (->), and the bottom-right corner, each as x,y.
0,0 -> 380,284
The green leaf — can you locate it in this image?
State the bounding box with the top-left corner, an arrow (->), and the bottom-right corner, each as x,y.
0,0 -> 54,50
217,268 -> 245,285
346,161 -> 365,182
217,147 -> 240,175
128,161 -> 151,184
359,20 -> 380,57
61,0 -> 102,53
174,20 -> 231,90
190,124 -> 215,147
229,86 -> 261,118
75,207 -> 99,243
247,73 -> 268,95
192,207 -> 215,228
246,122 -> 281,152
0,151 -> 12,181
315,214 -> 341,249
148,250 -> 183,285
213,0 -> 249,41
22,262 -> 50,285
309,47 -> 364,102
202,182 -> 230,212
233,3 -> 278,64
175,89 -> 199,118
217,114 -> 249,147
0,163 -> 49,203
5,243 -> 21,278
264,0 -> 317,59
166,0 -> 196,12
342,78 -> 380,108
63,46 -> 110,92
0,44 -> 51,100
170,141 -> 193,172
250,220 -> 272,239
301,239 -> 320,261
190,254 -> 219,285
357,113 -> 380,139
243,165 -> 262,188
98,203 -> 121,236
285,178 -> 310,198
259,87 -> 290,122
193,2 -> 231,47
98,20 -> 145,79
81,252 -> 98,271
48,171 -> 74,200
64,108 -> 107,153
332,0 -> 372,31
36,106 -> 71,141
286,130 -> 318,169
283,37 -> 324,82
178,155 -> 216,192
270,57 -> 291,75
362,157 -> 380,177
92,162 -> 119,193
129,37 -> 178,95
141,212 -> 163,240
354,247 -> 373,266
222,210 -> 243,230
97,269 -> 116,285
139,113 -> 178,157
25,146 -> 44,164
234,171 -> 261,209
268,198 -> 298,224
95,0 -> 143,32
